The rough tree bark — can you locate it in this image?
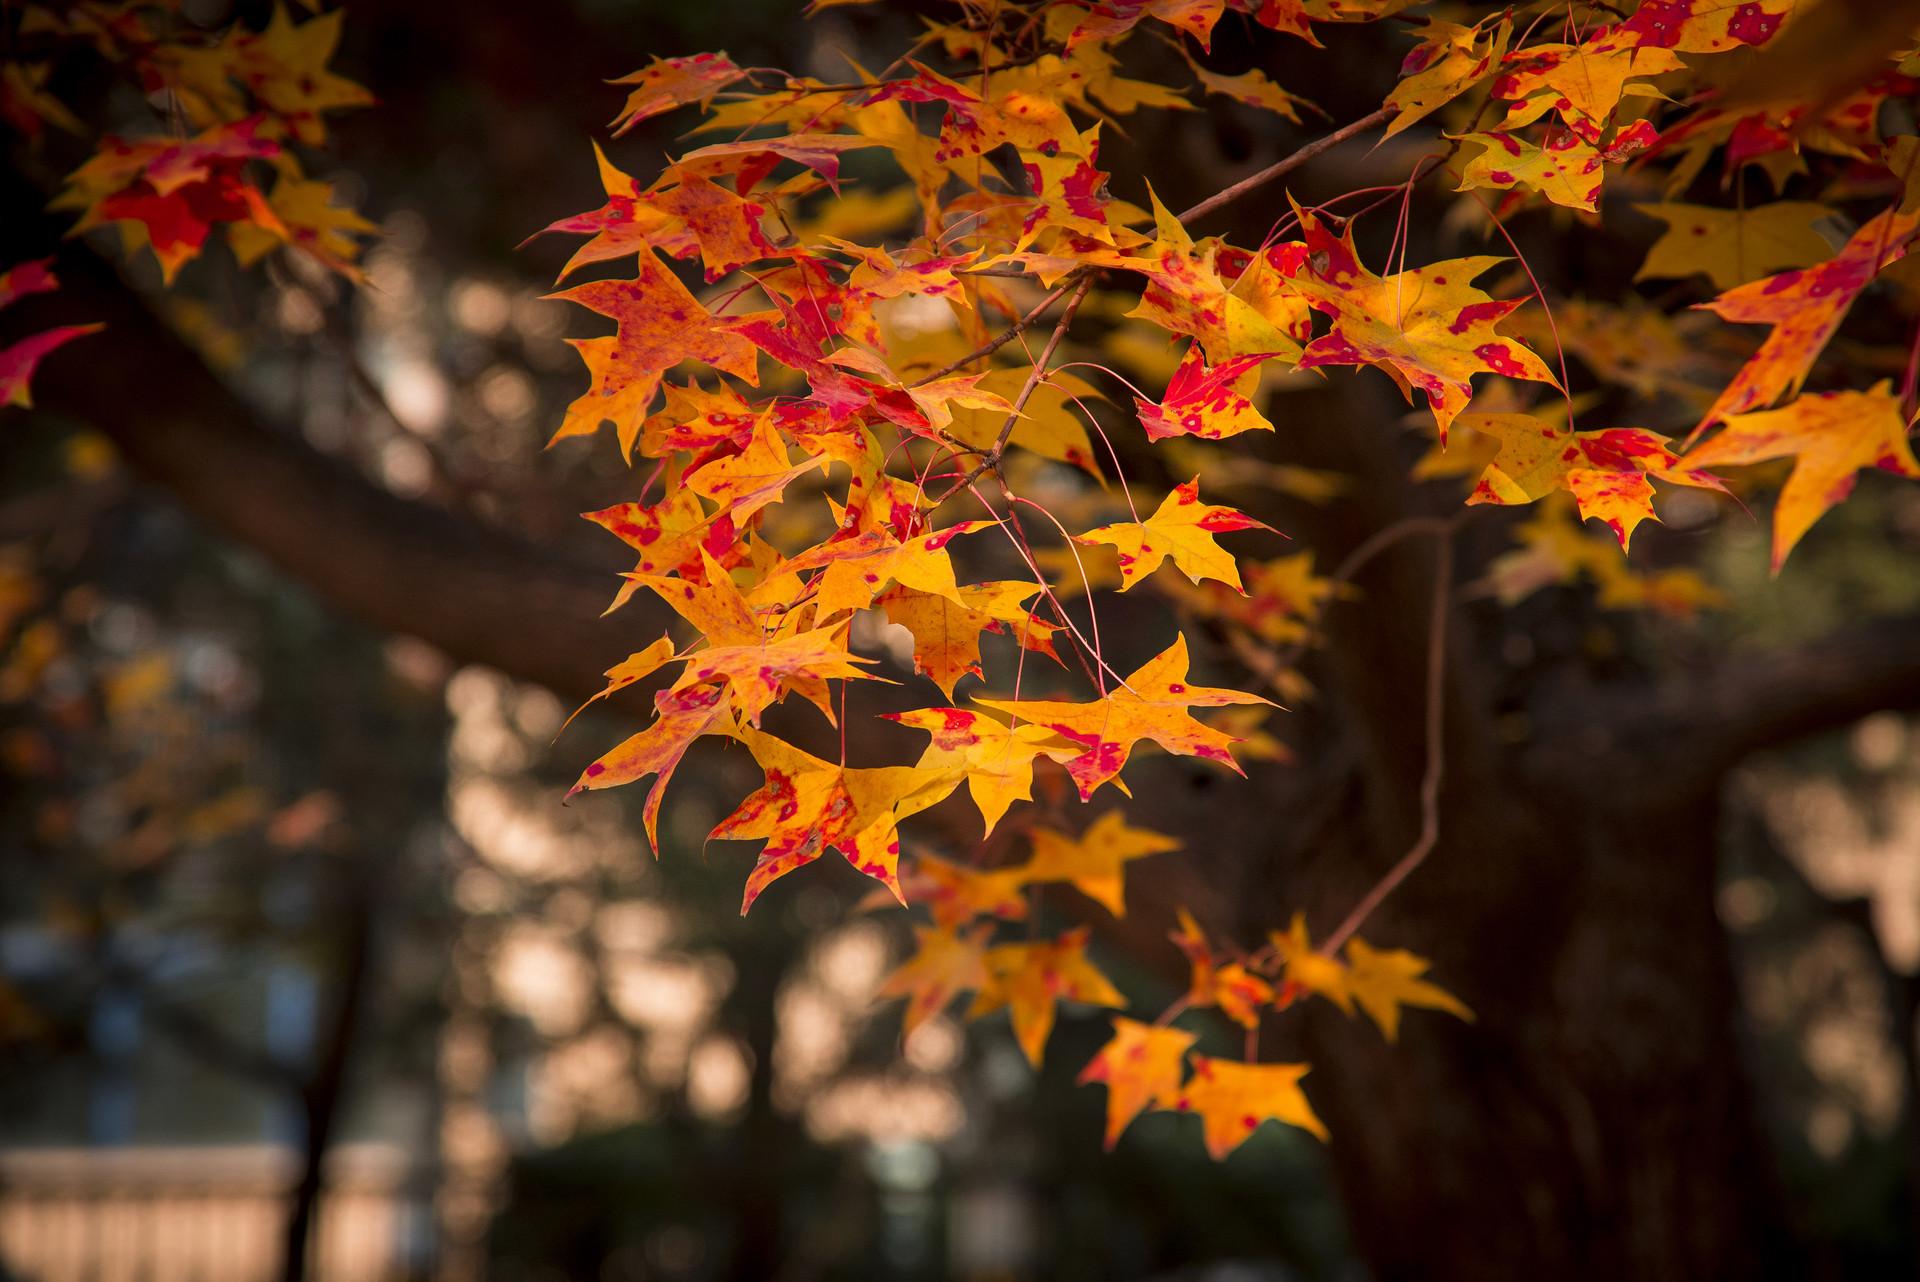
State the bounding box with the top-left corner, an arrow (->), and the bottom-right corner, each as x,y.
9,175 -> 1920,1282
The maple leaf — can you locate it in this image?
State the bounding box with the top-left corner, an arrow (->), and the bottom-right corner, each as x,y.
885,708 -> 1074,838
148,4 -> 372,144
1609,0 -> 1793,53
0,260 -> 102,409
566,635 -> 679,726
1171,907 -> 1221,1002
1491,38 -> 1683,133
1078,478 -> 1275,592
877,581 -> 1059,699
1461,411 -> 1726,550
1267,912 -> 1354,1013
0,259 -> 59,310
548,252 -> 761,458
669,624 -> 880,725
1696,207 -> 1920,426
1343,936 -> 1473,1041
228,177 -> 377,278
632,548 -> 762,645
678,133 -> 884,194
609,53 -> 749,135
1,324 -> 105,410
764,521 -> 991,620
567,683 -> 734,851
1191,64 -> 1308,122
1023,810 -> 1180,916
1683,383 -> 1920,571
585,487 -> 740,611
650,166 -> 779,282
1454,130 -> 1604,214
1078,1017 -> 1198,1148
685,413 -> 830,524
1068,0 -> 1227,51
897,851 -> 1033,927
56,117 -> 286,284
1136,346 -> 1274,442
1385,16 -> 1512,139
1285,205 -> 1559,443
1487,496 -> 1727,617
531,142 -> 687,280
226,5 -> 374,144
969,927 -> 1126,1066
1127,190 -> 1306,365
943,368 -> 1104,475
1174,1055 -> 1327,1156
975,634 -> 1270,799
710,727 -> 957,911
1633,201 -> 1837,291
880,922 -> 992,1038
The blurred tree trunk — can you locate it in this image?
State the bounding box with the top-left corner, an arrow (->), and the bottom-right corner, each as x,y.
282,851 -> 376,1282
1207,383 -> 1803,1281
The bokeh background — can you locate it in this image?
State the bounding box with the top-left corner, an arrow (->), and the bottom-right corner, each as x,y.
3,2 -> 1920,1280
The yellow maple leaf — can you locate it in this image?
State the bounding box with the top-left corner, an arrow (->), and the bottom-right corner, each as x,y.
1175,1056 -> 1326,1156
1022,809 -> 1180,916
1077,478 -> 1275,592
970,927 -> 1126,1066
1343,936 -> 1474,1042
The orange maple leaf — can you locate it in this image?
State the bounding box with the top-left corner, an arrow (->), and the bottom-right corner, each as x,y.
1461,411 -> 1725,550
974,635 -> 1270,799
1684,383 -> 1920,571
1078,1017 -> 1198,1148
709,727 -> 957,912
1023,810 -> 1180,916
1696,207 -> 1920,428
609,53 -> 749,135
547,251 -> 761,458
1285,203 -> 1559,443
567,683 -> 734,850
1174,1055 -> 1327,1156
886,708 -> 1076,838
969,926 -> 1126,1066
881,922 -> 993,1038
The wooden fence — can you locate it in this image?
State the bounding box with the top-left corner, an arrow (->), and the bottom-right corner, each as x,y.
0,1145 -> 428,1282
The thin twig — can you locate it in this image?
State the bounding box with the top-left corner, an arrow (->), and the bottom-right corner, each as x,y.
1175,105 -> 1392,225
910,270 -> 1087,388
1319,529 -> 1454,955
931,274 -> 1092,504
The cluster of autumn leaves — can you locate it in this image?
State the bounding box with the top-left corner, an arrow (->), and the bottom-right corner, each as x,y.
2,3 -> 376,409
9,0 -> 1920,1157
527,0 -> 1920,1155
883,810 -> 1468,1156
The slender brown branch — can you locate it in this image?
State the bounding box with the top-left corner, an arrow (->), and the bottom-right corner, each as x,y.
1319,527 -> 1454,955
1175,105 -> 1393,225
931,274 -> 1092,505
910,270 -> 1087,387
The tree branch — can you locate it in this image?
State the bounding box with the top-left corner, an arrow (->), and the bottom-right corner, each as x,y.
4,171 -> 638,704
1535,610 -> 1920,796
